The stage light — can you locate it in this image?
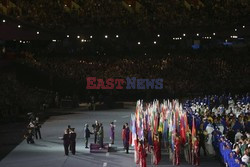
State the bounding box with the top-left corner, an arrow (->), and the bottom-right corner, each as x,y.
116,35 -> 119,38
153,41 -> 156,44
18,25 -> 21,28
157,34 -> 160,37
2,19 -> 5,23
137,42 -> 141,45
90,35 -> 93,38
180,37 -> 182,40
213,33 -> 216,36
105,35 -> 108,38
81,39 -> 84,42
19,40 -> 22,43
196,33 -> 199,36
183,33 -> 186,37
52,39 -> 56,42
67,35 -> 69,38
243,25 -> 245,28
37,31 -> 39,35
77,35 -> 80,39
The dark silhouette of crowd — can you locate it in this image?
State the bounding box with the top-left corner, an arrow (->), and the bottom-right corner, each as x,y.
1,0 -> 249,32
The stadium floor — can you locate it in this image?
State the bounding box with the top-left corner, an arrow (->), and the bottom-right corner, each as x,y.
0,109 -> 222,167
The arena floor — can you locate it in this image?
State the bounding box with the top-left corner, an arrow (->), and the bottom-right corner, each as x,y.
0,109 -> 222,167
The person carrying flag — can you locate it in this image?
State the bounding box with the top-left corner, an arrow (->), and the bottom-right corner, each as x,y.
138,140 -> 147,167
153,133 -> 161,165
193,136 -> 200,166
174,135 -> 181,165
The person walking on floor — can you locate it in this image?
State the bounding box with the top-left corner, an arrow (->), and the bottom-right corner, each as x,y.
124,123 -> 130,154
84,124 -> 93,148
69,128 -> 76,155
63,129 -> 70,156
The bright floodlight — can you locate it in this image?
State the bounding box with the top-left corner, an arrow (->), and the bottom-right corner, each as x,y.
153,41 -> 156,44
235,29 -> 237,32
18,25 -> 21,28
128,4 -> 131,7
183,33 -> 186,37
213,33 -> 216,36
90,35 -> 93,38
116,35 -> 119,38
105,35 -> 108,38
2,19 -> 5,23
37,31 -> 39,35
157,34 -> 160,37
243,25 -> 245,28
77,35 -> 80,39
138,42 -> 141,45
81,39 -> 84,42
67,35 -> 69,38
196,33 -> 199,36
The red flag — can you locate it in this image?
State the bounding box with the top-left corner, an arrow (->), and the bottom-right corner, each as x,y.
180,115 -> 186,144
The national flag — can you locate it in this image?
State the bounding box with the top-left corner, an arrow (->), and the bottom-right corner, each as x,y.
191,116 -> 196,144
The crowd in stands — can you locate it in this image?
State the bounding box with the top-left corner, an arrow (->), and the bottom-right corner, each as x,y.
16,47 -> 250,98
184,94 -> 250,167
1,0 -> 249,32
